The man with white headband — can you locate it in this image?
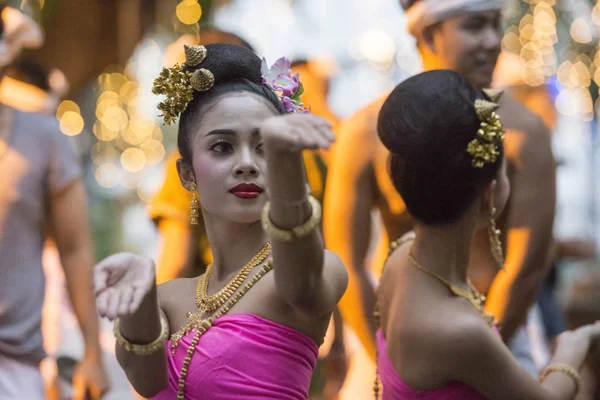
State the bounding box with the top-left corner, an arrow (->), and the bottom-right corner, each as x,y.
324,0 -> 556,376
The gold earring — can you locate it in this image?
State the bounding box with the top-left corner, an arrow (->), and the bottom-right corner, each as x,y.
189,182 -> 200,226
488,207 -> 504,270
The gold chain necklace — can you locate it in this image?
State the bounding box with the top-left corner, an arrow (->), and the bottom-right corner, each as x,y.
373,237 -> 494,400
195,241 -> 271,313
407,250 -> 487,310
172,259 -> 274,400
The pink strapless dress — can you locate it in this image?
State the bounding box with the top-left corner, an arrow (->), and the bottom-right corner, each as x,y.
152,313 -> 318,400
377,330 -> 487,400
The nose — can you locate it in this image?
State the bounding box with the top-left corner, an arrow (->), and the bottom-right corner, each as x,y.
483,26 -> 501,52
233,146 -> 259,177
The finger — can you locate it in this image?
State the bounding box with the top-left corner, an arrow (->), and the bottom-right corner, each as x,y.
118,286 -> 134,317
96,291 -> 110,319
296,126 -> 321,150
315,125 -> 335,149
72,375 -> 86,400
303,113 -> 332,128
89,383 -> 103,400
106,288 -> 122,321
93,267 -> 109,295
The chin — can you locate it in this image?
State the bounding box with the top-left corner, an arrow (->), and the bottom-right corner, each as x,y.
226,200 -> 265,224
470,70 -> 494,89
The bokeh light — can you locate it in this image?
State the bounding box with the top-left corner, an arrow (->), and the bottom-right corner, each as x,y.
95,163 -> 121,188
56,100 -> 80,120
120,148 -> 147,173
176,0 -> 202,25
59,111 -> 84,136
570,18 -> 592,44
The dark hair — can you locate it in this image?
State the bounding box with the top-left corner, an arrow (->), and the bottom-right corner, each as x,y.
377,70 -> 504,225
177,43 -> 286,163
197,27 -> 255,52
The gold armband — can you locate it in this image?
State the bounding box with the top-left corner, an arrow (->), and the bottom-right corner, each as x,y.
540,363 -> 581,394
114,314 -> 169,356
262,195 -> 321,242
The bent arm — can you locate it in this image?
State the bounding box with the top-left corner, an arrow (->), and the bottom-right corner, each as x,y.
484,120 -> 556,342
49,180 -> 102,361
115,283 -> 168,397
323,122 -> 378,360
447,318 -> 586,400
265,140 -> 347,316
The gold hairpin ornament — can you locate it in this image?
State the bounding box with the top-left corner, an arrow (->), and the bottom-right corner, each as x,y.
151,45 -> 214,125
184,45 -> 207,67
466,98 -> 505,168
190,68 -> 215,92
482,88 -> 503,103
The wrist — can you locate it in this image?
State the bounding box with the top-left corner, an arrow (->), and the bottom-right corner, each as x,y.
83,343 -> 103,360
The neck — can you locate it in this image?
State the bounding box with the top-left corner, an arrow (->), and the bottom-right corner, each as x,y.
419,46 -> 485,90
411,217 -> 478,286
201,210 -> 269,281
419,43 -> 445,74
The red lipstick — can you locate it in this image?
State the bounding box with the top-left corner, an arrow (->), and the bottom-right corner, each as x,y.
229,183 -> 263,199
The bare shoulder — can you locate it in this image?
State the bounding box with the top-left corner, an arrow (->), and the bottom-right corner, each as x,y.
157,278 -> 196,311
497,94 -> 547,134
336,95 -> 387,142
437,312 -> 498,356
323,250 -> 348,293
324,250 -> 348,277
498,94 -> 553,169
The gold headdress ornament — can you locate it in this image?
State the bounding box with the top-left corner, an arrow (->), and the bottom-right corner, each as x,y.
151,45 -> 215,125
466,92 -> 505,168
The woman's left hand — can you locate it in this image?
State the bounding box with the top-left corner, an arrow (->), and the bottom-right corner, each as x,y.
260,113 -> 335,154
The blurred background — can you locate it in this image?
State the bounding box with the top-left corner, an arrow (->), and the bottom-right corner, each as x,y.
1,0 -> 598,399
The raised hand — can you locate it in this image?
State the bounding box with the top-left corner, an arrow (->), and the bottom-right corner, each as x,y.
93,252 -> 155,321
260,113 -> 335,154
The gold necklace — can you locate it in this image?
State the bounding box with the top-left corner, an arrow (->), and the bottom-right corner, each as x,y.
373,237 -> 494,400
407,249 -> 494,325
195,241 -> 271,313
407,251 -> 486,309
172,260 -> 274,400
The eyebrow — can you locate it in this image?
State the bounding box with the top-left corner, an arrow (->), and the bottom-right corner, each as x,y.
204,128 -> 261,137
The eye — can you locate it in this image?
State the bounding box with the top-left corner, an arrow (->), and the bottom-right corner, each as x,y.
256,142 -> 264,154
462,18 -> 486,32
209,139 -> 233,154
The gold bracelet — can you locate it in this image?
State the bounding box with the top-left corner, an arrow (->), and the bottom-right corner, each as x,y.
262,195 -> 321,242
540,363 -> 581,394
114,314 -> 169,356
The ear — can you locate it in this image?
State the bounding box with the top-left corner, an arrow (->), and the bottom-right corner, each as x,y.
176,158 -> 196,191
421,25 -> 437,55
481,179 -> 497,217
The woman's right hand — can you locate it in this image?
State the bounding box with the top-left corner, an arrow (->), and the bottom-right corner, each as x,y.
554,321 -> 600,367
93,253 -> 156,321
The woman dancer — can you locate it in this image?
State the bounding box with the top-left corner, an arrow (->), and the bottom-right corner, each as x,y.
93,43 -> 347,399
375,70 -> 600,400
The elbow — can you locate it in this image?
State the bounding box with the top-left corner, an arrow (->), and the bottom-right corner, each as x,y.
516,262 -> 549,292
278,276 -> 331,317
130,380 -> 167,399
116,353 -> 168,397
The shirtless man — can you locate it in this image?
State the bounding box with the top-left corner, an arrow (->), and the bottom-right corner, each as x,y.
324,0 -> 556,370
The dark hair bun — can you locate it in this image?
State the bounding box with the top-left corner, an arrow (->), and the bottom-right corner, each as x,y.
182,43 -> 262,88
377,70 -> 503,225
